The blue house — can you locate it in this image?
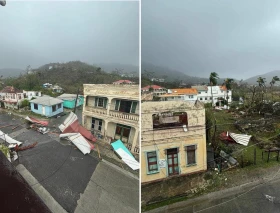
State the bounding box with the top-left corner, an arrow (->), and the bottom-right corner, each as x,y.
57,94 -> 84,109
30,96 -> 64,117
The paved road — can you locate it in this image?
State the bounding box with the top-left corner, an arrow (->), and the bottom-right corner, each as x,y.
148,174 -> 280,213
75,161 -> 139,213
0,112 -> 139,213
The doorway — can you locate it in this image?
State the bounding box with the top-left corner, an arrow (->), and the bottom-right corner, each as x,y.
167,148 -> 179,176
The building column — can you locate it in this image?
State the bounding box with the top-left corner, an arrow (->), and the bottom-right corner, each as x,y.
131,127 -> 139,153
106,97 -> 113,115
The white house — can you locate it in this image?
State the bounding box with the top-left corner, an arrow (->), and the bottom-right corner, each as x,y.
23,90 -> 42,100
192,85 -> 232,105
158,88 -> 198,102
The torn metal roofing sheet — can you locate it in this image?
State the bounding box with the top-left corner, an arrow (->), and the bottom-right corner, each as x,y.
111,139 -> 134,158
114,148 -> 139,170
111,140 -> 139,170
60,133 -> 94,155
228,132 -> 252,146
59,112 -> 78,132
0,130 -> 22,146
25,116 -> 49,126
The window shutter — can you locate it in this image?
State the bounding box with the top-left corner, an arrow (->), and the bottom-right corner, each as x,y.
115,100 -> 120,110
95,97 -> 98,107
131,102 -> 137,113
104,98 -> 108,109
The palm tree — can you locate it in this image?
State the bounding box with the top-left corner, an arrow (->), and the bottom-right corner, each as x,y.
256,77 -> 266,103
223,78 -> 234,103
270,76 -> 279,101
209,72 -> 219,106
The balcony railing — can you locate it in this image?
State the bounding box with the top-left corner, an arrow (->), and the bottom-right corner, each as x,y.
109,110 -> 139,121
84,106 -> 107,115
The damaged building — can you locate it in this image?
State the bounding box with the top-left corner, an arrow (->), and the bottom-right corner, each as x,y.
141,100 -> 207,183
82,84 -> 139,156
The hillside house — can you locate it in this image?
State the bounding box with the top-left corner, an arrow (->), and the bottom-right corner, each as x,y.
30,97 -> 63,117
159,88 -> 198,102
23,90 -> 42,100
141,100 -> 207,183
112,80 -> 135,85
52,85 -> 64,93
83,84 -> 139,156
57,94 -> 84,109
141,85 -> 167,96
0,86 -> 24,109
192,85 -> 232,105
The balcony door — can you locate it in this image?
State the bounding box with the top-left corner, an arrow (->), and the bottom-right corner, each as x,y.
167,148 -> 179,176
115,124 -> 131,143
115,100 -> 137,113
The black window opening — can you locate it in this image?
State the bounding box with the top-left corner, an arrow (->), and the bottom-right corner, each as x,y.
185,145 -> 197,165
34,103 -> 38,110
58,103 -> 62,109
152,111 -> 188,129
92,118 -> 102,131
52,105 -> 56,112
147,151 -> 158,173
115,100 -> 137,114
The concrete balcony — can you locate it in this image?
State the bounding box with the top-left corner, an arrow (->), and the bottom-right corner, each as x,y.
84,106 -> 107,115
109,110 -> 139,122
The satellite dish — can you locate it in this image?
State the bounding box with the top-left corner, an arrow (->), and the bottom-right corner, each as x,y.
0,0 -> 6,6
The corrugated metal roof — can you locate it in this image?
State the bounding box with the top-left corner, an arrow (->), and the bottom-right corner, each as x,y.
229,132 -> 251,146
30,97 -> 63,106
57,94 -> 82,101
171,88 -> 198,95
191,85 -> 208,91
0,86 -> 22,93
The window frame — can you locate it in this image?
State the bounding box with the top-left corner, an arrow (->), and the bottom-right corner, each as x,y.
34,103 -> 38,110
145,150 -> 160,175
185,144 -> 197,166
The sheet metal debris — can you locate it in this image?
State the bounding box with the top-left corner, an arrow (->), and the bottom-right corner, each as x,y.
59,112 -> 96,155
111,140 -> 139,170
25,116 -> 49,126
220,131 -> 251,146
60,133 -> 93,155
0,130 -> 22,146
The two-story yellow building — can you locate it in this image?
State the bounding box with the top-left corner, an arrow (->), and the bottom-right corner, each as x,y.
83,84 -> 139,155
141,100 -> 207,183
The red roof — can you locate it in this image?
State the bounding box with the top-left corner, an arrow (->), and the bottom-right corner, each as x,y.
113,80 -> 133,84
62,120 -> 96,143
1,86 -> 22,93
141,85 -> 165,90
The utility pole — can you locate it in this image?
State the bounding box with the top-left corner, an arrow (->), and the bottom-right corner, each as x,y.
73,88 -> 79,114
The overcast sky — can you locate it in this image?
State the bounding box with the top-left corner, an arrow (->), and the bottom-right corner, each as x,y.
142,0 -> 280,79
0,1 -> 139,69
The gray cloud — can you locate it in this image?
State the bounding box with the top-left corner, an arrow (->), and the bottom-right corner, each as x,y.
0,1 -> 139,69
142,0 -> 280,79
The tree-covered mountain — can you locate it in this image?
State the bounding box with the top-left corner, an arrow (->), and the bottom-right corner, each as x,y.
141,62 -> 229,85
2,61 -> 139,94
244,70 -> 280,85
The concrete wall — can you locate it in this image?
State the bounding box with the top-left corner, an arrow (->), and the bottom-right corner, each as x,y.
141,100 -> 207,183
142,170 -> 208,205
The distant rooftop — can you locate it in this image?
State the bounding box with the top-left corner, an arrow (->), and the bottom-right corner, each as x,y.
112,80 -> 135,84
30,96 -> 63,106
141,85 -> 165,90
1,86 -> 22,93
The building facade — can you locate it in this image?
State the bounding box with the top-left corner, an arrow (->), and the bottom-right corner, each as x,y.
23,90 -> 42,100
0,86 -> 25,109
141,100 -> 207,183
192,85 -> 232,105
83,84 -> 139,155
141,85 -> 167,96
57,94 -> 84,109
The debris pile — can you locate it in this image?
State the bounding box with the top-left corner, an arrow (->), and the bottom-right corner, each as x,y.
59,112 -> 96,155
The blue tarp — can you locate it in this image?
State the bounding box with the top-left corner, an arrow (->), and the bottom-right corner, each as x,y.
111,139 -> 134,158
